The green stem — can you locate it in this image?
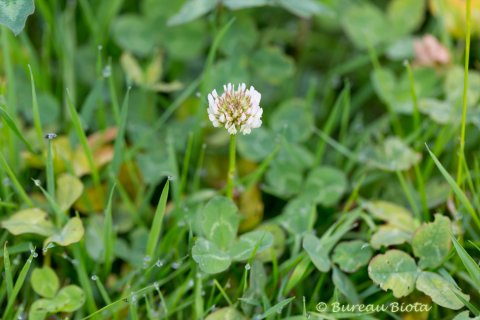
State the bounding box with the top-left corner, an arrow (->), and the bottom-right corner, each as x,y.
457,0 -> 471,189
404,60 -> 420,132
226,135 -> 237,199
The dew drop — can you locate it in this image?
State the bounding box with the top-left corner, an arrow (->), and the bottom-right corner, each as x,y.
245,263 -> 251,270
167,175 -> 176,181
171,261 -> 180,270
102,65 -> 111,78
130,293 -> 137,304
33,179 -> 41,187
155,259 -> 164,267
44,133 -> 57,140
32,252 -> 38,258
91,274 -> 98,281
187,279 -> 194,288
3,178 -> 11,186
153,282 -> 160,291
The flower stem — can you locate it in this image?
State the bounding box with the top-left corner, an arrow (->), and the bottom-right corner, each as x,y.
227,134 -> 237,199
456,0 -> 471,189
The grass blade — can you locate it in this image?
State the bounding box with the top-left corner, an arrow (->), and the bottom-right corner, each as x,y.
3,250 -> 35,319
110,88 -> 130,178
0,153 -> 33,207
28,64 -> 44,147
3,242 -> 13,296
66,89 -> 101,188
426,144 -> 480,229
451,235 -> 480,290
46,139 -> 56,199
103,184 -> 116,277
0,107 -> 35,153
456,0 -> 472,188
145,180 -> 170,259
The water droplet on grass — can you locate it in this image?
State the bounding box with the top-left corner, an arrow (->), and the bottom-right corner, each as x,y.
44,133 -> 57,140
91,274 -> 98,281
171,261 -> 181,269
154,282 -> 160,291
155,259 -> 164,267
245,263 -> 251,270
102,65 -> 111,78
130,293 -> 137,304
3,178 -> 11,186
187,279 -> 194,288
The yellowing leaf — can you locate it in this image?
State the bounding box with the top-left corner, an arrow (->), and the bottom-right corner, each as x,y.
56,174 -> 84,212
45,217 -> 84,247
238,185 -> 264,232
1,208 -> 55,237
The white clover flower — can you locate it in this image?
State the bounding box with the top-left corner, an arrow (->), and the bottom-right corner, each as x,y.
207,83 -> 262,135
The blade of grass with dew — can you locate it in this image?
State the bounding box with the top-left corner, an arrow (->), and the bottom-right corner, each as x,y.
167,130 -> 180,204
46,139 -> 55,199
145,180 -> 170,260
213,279 -> 233,306
82,282 -> 162,320
0,107 -> 35,154
110,88 -> 131,179
194,266 -> 204,319
0,153 -> 33,206
33,179 -> 65,227
3,242 -> 13,296
28,65 -> 44,147
0,242 -> 32,257
457,0 -> 472,189
71,243 -> 98,314
103,184 -> 116,277
426,144 -> 480,229
451,235 -> 480,289
66,89 -> 101,188
2,250 -> 35,320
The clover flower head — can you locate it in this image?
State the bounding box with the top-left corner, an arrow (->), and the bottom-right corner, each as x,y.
207,83 -> 262,135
